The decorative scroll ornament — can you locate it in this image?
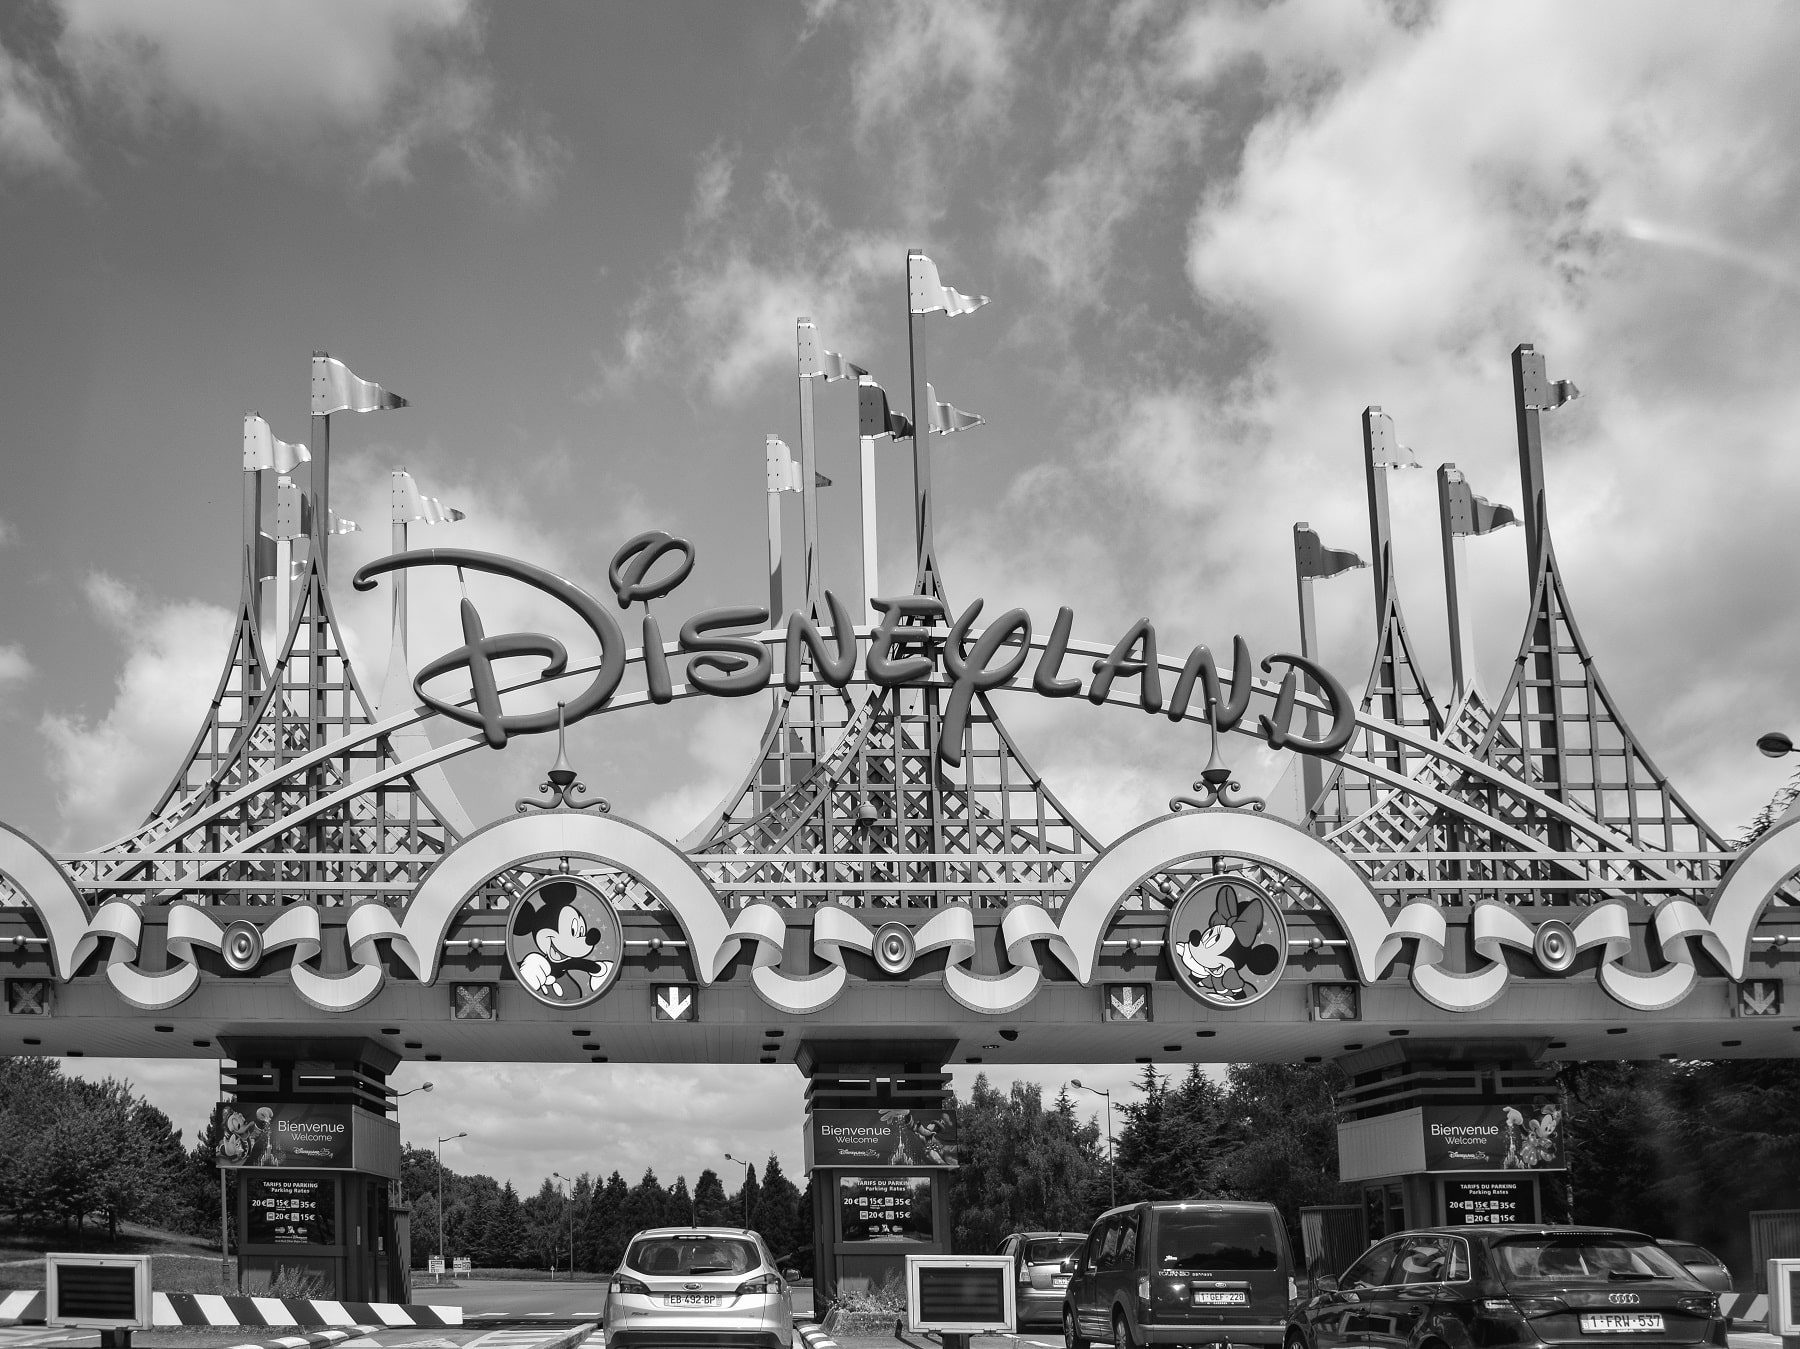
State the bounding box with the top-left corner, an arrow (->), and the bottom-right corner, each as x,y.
1170,697 -> 1267,813
517,703 -> 610,815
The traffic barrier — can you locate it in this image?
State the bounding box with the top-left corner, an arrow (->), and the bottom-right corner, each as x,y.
0,1289 -> 461,1328
1719,1290 -> 1768,1325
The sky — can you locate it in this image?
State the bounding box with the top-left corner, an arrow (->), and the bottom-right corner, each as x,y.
3,0 -> 1800,1196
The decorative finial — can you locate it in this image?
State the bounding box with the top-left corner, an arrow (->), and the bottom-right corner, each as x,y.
517,702 -> 610,815
1170,696 -> 1266,813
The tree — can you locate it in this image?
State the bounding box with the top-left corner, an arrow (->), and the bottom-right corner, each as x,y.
752,1155 -> 801,1263
667,1176 -> 695,1227
1115,1066 -> 1180,1201
693,1168 -> 731,1226
591,1171 -> 632,1271
522,1178 -> 566,1271
491,1182 -> 526,1267
949,1075 -> 1106,1252
1218,1063 -> 1353,1249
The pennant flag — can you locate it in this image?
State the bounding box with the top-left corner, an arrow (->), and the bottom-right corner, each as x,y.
858,377 -> 913,440
1365,407 -> 1420,469
815,471 -> 833,488
908,251 -> 988,317
1293,524 -> 1366,579
818,349 -> 866,382
766,435 -> 804,493
312,354 -> 408,415
1442,467 -> 1519,537
243,414 -> 310,473
796,318 -> 866,382
925,382 -> 984,435
392,470 -> 466,525
328,511 -> 360,535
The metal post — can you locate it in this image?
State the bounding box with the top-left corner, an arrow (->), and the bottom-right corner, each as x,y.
859,432 -> 879,621
1512,344 -> 1566,825
796,319 -> 822,614
904,251 -> 935,595
1293,524 -> 1324,824
390,474 -> 409,673
219,1168 -> 230,1290
1070,1082 -> 1115,1208
1437,466 -> 1477,705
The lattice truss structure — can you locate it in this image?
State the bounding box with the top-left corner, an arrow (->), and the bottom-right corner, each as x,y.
1309,525 -> 1729,910
59,545 -> 465,910
691,612 -> 1098,909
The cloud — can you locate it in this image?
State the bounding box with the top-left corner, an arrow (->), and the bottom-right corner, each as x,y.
39,574 -> 232,846
0,643 -> 33,689
0,515 -> 14,544
10,0 -> 562,200
0,39 -> 78,177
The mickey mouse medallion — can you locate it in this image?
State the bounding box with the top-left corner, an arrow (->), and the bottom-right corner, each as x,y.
1167,875 -> 1288,1007
506,875 -> 624,1008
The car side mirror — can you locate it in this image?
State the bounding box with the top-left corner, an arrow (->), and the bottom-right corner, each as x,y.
1314,1276 -> 1340,1293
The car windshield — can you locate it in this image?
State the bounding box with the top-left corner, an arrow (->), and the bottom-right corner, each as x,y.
1156,1211 -> 1282,1271
1026,1237 -> 1085,1265
1494,1235 -> 1690,1284
1662,1243 -> 1714,1265
625,1235 -> 761,1276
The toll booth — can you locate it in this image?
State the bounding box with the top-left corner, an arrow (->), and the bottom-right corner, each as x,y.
802,1043 -> 960,1311
1333,1039 -> 1565,1238
217,1037 -> 406,1302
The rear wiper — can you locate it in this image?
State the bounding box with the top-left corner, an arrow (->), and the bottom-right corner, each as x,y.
1607,1271 -> 1657,1281
690,1266 -> 735,1273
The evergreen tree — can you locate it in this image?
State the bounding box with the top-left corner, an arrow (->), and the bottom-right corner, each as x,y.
693,1168 -> 731,1225
491,1181 -> 526,1267
593,1171 -> 632,1271
667,1176 -> 696,1227
752,1155 -> 801,1262
624,1169 -> 667,1242
1218,1063 -> 1352,1249
1114,1066 -> 1179,1200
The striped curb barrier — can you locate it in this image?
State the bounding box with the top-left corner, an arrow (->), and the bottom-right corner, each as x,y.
220,1326 -> 374,1349
0,1290 -> 461,1329
796,1317 -> 840,1349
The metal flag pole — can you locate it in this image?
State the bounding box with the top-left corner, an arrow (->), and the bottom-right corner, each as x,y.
859,408 -> 879,621
271,479 -> 303,636
766,437 -> 786,621
796,319 -> 823,614
1292,524 -> 1365,826
310,351 -> 332,582
904,251 -> 936,597
1439,466 -> 1477,704
390,470 -> 410,673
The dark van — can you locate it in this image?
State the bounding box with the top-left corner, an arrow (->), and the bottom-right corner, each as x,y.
1064,1200 -> 1297,1349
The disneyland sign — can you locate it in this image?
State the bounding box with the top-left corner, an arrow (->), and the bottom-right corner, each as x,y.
351,534 -> 1357,764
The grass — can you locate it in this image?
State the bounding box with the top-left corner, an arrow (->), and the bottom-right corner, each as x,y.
0,1219 -> 235,1293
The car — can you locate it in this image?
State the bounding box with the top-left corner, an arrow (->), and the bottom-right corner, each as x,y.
1286,1225 -> 1727,1349
1000,1230 -> 1088,1330
1063,1200 -> 1297,1349
604,1225 -> 794,1349
1656,1240 -> 1733,1297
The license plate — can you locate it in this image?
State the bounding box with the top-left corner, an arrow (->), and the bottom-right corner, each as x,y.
1579,1313 -> 1664,1333
666,1294 -> 717,1307
1054,1275 -> 1070,1288
1194,1291 -> 1249,1306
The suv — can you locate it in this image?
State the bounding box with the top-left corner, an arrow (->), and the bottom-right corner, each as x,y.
1287,1225 -> 1725,1349
605,1226 -> 793,1349
1064,1200 -> 1296,1349
1001,1231 -> 1088,1330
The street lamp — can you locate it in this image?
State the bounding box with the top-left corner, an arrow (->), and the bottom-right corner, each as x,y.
396,1082 -> 435,1098
436,1131 -> 466,1279
724,1153 -> 751,1228
1069,1080 -> 1116,1208
1758,731 -> 1795,758
552,1171 -> 576,1279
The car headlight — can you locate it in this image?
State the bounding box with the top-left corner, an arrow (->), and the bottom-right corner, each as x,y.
611,1274 -> 650,1295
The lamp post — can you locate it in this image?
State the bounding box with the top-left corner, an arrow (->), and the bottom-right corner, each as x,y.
552,1171 -> 575,1278
1069,1080 -> 1116,1208
436,1131 -> 466,1279
1758,731 -> 1795,758
724,1154 -> 751,1228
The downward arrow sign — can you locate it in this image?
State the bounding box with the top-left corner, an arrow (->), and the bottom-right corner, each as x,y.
656,985 -> 694,1020
1109,986 -> 1147,1020
1740,981 -> 1779,1016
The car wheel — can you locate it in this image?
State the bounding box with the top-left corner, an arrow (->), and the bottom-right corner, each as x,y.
1064,1308 -> 1090,1349
1287,1329 -> 1309,1349
1114,1312 -> 1137,1349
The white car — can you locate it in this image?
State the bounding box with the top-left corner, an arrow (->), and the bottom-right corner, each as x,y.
605,1226 -> 795,1349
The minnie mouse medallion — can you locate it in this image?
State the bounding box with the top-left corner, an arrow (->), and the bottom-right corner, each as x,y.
1168,875 -> 1288,1007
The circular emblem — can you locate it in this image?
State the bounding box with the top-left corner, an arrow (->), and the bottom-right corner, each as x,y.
1533,918 -> 1577,973
221,920 -> 264,972
872,922 -> 916,975
1167,875 -> 1288,1007
506,876 -> 624,1008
